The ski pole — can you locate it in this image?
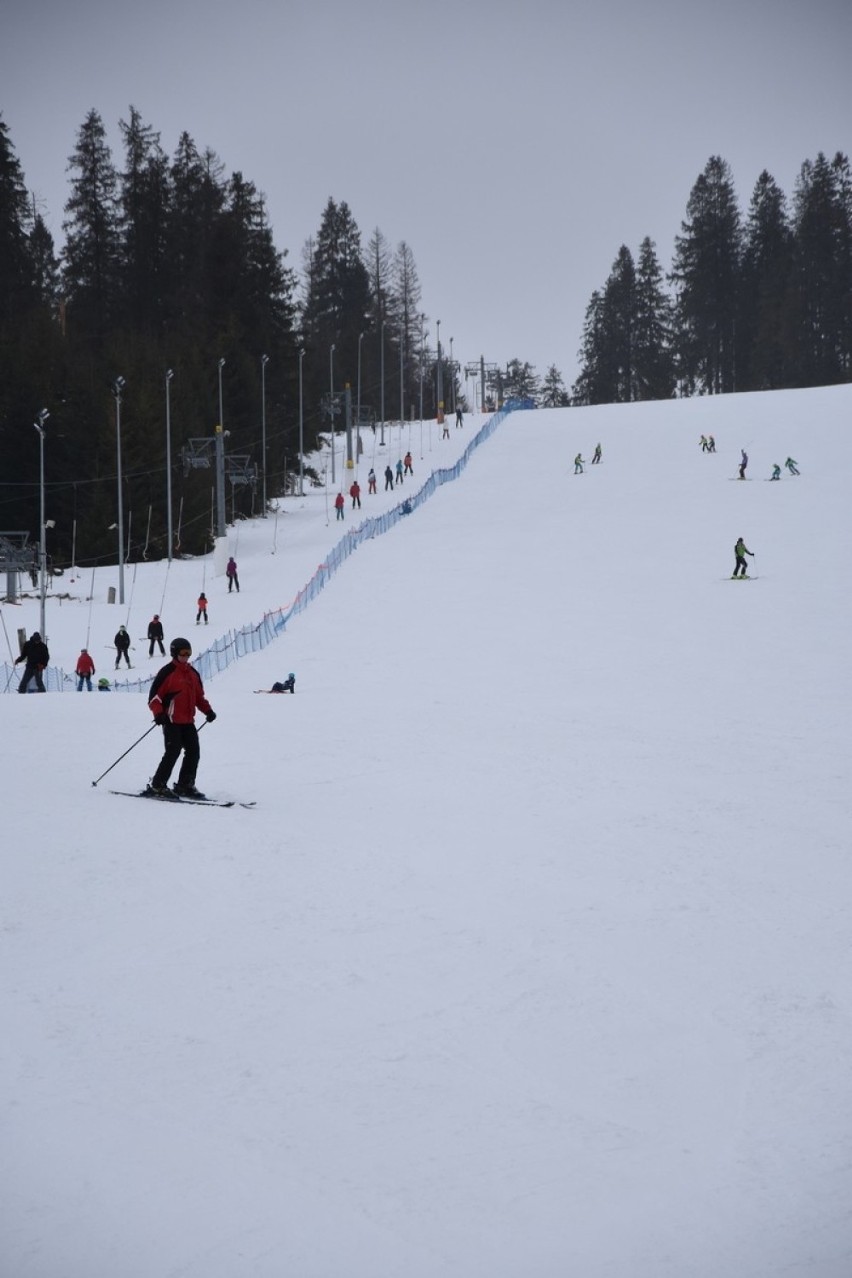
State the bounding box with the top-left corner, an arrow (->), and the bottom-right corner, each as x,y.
91,723 -> 158,787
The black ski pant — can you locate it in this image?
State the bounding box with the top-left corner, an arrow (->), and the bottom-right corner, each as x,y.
149,639 -> 165,655
18,664 -> 46,693
152,722 -> 200,788
734,555 -> 748,577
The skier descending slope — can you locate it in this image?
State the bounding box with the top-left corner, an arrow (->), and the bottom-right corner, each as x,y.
732,536 -> 755,578
146,637 -> 217,799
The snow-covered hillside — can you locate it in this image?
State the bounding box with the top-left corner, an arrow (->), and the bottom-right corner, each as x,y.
3,387 -> 851,1278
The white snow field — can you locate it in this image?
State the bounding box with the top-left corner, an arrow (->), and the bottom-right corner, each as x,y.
2,386 -> 851,1278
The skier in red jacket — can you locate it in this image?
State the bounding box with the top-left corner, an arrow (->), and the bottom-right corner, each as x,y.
75,648 -> 96,691
146,637 -> 216,798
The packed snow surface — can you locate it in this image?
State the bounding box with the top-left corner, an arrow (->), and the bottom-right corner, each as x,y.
2,388 -> 851,1277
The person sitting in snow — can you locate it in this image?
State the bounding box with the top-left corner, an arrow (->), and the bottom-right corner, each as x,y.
271,675 -> 295,694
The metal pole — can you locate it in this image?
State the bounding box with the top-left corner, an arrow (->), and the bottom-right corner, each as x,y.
216,359 -> 226,539
330,344 -> 336,486
380,321 -> 386,446
399,328 -> 404,442
34,409 -> 49,636
436,320 -> 443,417
357,332 -> 363,436
260,354 -> 269,516
165,370 -> 173,561
419,315 -> 425,454
299,348 -> 305,497
450,338 -> 455,414
113,378 -> 125,605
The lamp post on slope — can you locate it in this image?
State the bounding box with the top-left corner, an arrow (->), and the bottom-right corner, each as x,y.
33,408 -> 49,637
165,369 -> 174,561
260,354 -> 269,516
298,348 -> 305,497
113,377 -> 126,604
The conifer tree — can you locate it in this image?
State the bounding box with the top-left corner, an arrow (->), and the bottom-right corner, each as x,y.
540,364 -> 568,407
28,214 -> 60,308
671,156 -> 742,394
602,245 -> 636,401
504,358 -> 540,400
391,240 -> 423,410
633,237 -> 676,399
117,106 -> 170,334
166,132 -> 226,334
738,170 -> 793,390
62,108 -> 121,342
0,113 -> 35,327
790,152 -> 852,385
572,290 -> 612,405
301,198 -> 371,402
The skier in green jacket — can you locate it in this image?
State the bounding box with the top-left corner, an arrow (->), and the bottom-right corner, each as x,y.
733,537 -> 754,578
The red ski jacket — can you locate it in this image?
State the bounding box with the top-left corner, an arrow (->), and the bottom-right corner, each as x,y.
149,660 -> 213,725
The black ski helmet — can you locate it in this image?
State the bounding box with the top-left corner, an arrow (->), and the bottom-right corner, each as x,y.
170,637 -> 192,658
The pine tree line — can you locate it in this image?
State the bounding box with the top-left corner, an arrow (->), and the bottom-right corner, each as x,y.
0,108 -> 450,568
572,153 -> 852,404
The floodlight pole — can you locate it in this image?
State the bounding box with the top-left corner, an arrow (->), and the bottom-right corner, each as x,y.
330,344 -> 336,485
113,377 -> 126,604
260,354 -> 269,516
215,359 -> 226,539
34,408 -> 49,636
165,369 -> 174,561
380,321 -> 386,446
299,348 -> 305,497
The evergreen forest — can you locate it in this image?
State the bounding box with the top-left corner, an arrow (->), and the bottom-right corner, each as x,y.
1,109 -> 850,572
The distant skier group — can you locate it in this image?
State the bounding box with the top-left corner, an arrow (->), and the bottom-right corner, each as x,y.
574,443 -> 602,474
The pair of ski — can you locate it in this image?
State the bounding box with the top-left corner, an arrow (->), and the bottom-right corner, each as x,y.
110,789 -> 255,809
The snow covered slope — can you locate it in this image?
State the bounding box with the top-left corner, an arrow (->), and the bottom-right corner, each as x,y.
2,387 -> 851,1277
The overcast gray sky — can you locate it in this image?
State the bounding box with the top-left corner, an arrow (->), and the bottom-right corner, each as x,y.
3,0 -> 850,386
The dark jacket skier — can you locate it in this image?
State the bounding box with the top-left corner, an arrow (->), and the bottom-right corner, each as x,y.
15,632 -> 50,693
147,614 -> 165,655
114,625 -> 132,668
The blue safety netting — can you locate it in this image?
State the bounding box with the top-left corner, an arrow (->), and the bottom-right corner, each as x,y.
3,405 -> 517,694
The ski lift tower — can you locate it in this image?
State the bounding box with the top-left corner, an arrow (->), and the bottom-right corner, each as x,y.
181,431 -> 229,542
0,531 -> 32,605
464,357 -> 498,414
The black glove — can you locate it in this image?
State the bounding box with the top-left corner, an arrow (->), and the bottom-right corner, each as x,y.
206,710 -> 217,723
154,713 -> 167,726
